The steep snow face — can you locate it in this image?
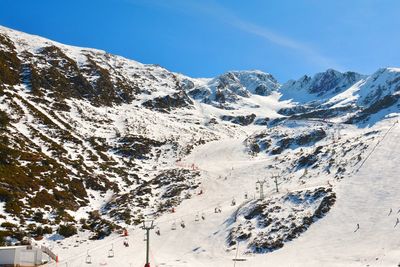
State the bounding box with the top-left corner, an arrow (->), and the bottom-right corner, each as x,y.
331,68 -> 400,107
225,70 -> 280,96
280,69 -> 365,104
323,68 -> 400,125
357,67 -> 400,106
186,70 -> 280,109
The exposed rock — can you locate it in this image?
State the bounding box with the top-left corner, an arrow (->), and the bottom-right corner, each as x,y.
221,114 -> 256,126
142,91 -> 194,112
227,187 -> 336,253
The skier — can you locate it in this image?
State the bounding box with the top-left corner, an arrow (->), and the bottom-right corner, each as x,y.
201,213 -> 205,220
123,238 -> 129,247
155,227 -> 161,236
395,218 -> 400,228
231,198 -> 236,206
123,228 -> 128,236
388,208 -> 393,216
180,220 -> 186,228
354,223 -> 360,232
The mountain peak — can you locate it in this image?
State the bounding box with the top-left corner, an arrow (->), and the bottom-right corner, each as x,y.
280,69 -> 365,103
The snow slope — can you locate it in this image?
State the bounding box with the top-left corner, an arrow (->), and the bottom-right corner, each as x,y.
264,119 -> 400,266
38,119 -> 399,267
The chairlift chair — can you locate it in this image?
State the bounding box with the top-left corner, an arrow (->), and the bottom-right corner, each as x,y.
171,222 -> 177,230
86,251 -> 92,264
108,244 -> 114,258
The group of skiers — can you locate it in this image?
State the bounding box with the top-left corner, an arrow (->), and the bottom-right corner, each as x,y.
354,208 -> 400,232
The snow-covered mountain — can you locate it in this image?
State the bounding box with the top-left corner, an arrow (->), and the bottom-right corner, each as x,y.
1,25 -> 400,266
280,69 -> 365,102
186,70 -> 280,109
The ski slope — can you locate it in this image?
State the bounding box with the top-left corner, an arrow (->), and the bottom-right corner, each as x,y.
38,119 -> 400,267
265,120 -> 400,267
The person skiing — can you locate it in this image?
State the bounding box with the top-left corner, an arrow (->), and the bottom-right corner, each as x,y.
354,223 -> 360,232
123,228 -> 128,236
155,227 -> 161,236
180,220 -> 186,228
123,238 -> 129,247
394,218 -> 400,228
388,208 -> 393,216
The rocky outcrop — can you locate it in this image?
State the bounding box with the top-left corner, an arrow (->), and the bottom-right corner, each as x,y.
221,114 -> 256,126
227,187 -> 336,253
142,91 -> 194,112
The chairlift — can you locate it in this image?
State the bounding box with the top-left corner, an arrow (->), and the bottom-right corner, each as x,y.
171,222 -> 177,230
108,244 -> 114,258
86,250 -> 92,264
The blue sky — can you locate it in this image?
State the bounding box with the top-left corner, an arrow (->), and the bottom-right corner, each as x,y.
1,0 -> 399,81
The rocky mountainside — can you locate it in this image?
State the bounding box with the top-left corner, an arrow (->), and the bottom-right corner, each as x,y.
186,70 -> 280,109
0,25 -> 399,255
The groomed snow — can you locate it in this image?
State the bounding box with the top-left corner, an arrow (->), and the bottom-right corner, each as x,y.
33,119 -> 400,267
